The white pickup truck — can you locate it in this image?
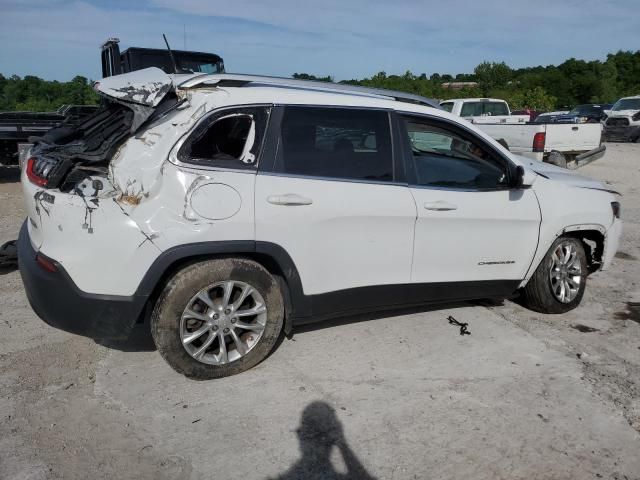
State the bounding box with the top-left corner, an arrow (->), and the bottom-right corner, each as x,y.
441,98 -> 605,168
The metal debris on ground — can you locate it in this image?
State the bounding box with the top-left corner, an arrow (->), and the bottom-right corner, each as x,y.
448,316 -> 471,335
0,240 -> 18,271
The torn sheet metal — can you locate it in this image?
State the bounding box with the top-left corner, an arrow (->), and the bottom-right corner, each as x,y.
94,67 -> 173,107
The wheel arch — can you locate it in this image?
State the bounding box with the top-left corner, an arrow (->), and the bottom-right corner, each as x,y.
560,226 -> 606,274
134,241 -> 307,334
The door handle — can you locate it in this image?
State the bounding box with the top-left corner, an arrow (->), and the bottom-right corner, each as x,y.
424,201 -> 458,211
572,126 -> 579,131
267,193 -> 313,206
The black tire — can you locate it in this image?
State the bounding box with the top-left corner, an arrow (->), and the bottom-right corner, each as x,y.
151,258 -> 284,379
546,151 -> 567,168
521,237 -> 588,314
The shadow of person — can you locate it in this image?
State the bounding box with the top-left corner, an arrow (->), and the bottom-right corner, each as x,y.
270,401 -> 376,480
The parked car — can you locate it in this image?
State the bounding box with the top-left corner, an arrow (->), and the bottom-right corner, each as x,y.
18,69 -> 622,378
533,111 -> 570,124
603,95 -> 640,142
511,109 -> 542,122
554,104 -> 612,124
443,100 -> 604,167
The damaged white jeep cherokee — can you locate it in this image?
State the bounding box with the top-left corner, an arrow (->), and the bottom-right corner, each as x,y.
18,68 -> 622,379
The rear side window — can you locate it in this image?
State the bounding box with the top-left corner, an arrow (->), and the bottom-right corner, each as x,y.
460,101 -> 509,117
178,106 -> 270,168
273,107 -> 393,182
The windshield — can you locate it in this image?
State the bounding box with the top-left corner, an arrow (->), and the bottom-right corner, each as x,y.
459,101 -> 509,117
568,105 -> 601,115
611,98 -> 640,111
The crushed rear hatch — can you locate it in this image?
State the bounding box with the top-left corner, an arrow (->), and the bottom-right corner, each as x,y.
28,67 -> 177,189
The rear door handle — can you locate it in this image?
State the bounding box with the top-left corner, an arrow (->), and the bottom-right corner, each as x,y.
267,193 -> 313,206
424,201 -> 458,211
572,126 -> 579,131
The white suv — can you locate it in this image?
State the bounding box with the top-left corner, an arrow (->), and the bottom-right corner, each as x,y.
18,68 -> 622,378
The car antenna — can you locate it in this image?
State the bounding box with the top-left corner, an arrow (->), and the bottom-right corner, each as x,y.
162,33 -> 179,73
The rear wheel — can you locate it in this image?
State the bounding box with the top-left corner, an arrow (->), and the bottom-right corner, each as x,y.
151,258 -> 284,379
521,237 -> 587,314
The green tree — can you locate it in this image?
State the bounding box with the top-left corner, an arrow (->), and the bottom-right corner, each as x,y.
474,61 -> 512,96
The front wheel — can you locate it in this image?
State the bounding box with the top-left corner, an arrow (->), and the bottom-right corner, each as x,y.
151,258 -> 284,379
521,237 -> 588,314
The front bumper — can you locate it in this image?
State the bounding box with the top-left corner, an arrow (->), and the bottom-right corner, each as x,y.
18,221 -> 148,339
603,125 -> 640,142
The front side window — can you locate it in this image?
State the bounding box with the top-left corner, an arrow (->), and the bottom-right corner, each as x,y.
273,107 -> 393,182
178,106 -> 270,167
403,116 -> 508,190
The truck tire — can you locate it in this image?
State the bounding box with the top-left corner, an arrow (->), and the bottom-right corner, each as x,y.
546,151 -> 567,168
151,258 -> 284,379
521,237 -> 587,314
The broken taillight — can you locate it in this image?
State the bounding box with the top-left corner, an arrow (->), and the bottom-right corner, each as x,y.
35,252 -> 58,273
26,156 -> 58,187
532,132 -> 546,152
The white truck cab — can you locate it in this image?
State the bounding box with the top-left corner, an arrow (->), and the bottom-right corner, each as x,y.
18,69 -> 622,378
440,98 -> 529,124
603,95 -> 640,142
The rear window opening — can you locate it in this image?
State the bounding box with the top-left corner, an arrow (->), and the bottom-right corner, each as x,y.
189,115 -> 254,161
178,107 -> 270,168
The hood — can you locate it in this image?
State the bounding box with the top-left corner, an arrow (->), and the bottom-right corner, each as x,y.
93,67 -> 174,107
513,155 -> 616,193
608,110 -> 640,118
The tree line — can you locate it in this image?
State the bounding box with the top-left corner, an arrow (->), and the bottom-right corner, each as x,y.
1,50 -> 639,112
0,74 -> 99,112
295,50 -> 640,111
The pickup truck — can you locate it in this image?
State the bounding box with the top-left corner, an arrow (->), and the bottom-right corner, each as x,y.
441,98 -> 605,168
440,98 -> 530,124
603,95 -> 640,142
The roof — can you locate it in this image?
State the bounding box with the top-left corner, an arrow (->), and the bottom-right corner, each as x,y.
177,73 -> 441,109
443,98 -> 508,103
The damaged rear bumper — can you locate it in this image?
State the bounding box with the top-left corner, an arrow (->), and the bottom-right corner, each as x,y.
18,221 -> 148,339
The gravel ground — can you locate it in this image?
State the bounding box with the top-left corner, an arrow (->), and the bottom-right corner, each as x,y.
0,144 -> 639,480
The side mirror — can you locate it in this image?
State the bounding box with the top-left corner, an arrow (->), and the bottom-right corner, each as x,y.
511,165 -> 525,189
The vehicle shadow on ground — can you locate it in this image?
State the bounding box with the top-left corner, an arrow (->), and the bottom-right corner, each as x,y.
97,299 -> 506,353
268,401 -> 377,480
293,299 -> 504,335
95,300 -> 503,358
0,166 -> 20,183
97,323 -> 157,352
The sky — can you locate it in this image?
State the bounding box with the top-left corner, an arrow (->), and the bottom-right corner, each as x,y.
0,0 -> 639,82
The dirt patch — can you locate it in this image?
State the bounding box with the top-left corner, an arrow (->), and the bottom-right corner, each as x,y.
571,324 -> 600,333
614,302 -> 640,324
615,251 -> 638,261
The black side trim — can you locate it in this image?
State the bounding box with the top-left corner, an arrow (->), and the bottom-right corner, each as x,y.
298,280 -> 519,325
135,240 -> 520,328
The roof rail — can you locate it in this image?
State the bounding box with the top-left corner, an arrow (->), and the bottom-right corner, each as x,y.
178,73 -> 441,109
